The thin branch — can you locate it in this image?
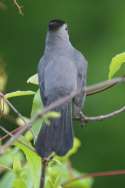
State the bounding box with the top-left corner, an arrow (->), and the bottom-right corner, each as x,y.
0,126 -> 35,152
62,169 -> 125,187
40,159 -> 47,188
12,0 -> 23,15
5,99 -> 26,123
0,76 -> 125,153
0,126 -> 22,141
40,155 -> 54,188
0,89 -> 80,154
86,76 -> 125,96
79,105 -> 125,123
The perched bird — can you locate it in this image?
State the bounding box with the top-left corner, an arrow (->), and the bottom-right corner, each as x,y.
35,19 -> 88,158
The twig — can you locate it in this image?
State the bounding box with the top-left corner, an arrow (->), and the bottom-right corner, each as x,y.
86,76 -> 125,96
0,89 -> 80,153
79,105 -> 125,123
5,99 -> 26,123
12,0 -> 23,15
40,158 -> 48,188
0,76 -> 125,153
0,126 -> 35,152
1,83 -> 125,154
0,126 -> 22,141
62,169 -> 125,187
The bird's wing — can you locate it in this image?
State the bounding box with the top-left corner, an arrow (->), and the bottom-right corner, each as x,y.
73,50 -> 88,117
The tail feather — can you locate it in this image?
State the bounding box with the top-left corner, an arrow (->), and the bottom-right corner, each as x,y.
35,103 -> 73,158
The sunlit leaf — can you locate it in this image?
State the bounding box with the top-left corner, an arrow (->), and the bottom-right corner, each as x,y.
31,89 -> 43,139
15,141 -> 41,188
13,179 -> 27,188
43,111 -> 60,119
27,74 -> 38,85
0,59 -> 7,92
16,117 -> 29,127
108,52 -> 125,79
56,138 -> 81,162
0,99 -> 9,115
5,90 -> 35,99
64,170 -> 93,188
0,148 -> 22,167
0,171 -> 15,188
13,159 -> 22,173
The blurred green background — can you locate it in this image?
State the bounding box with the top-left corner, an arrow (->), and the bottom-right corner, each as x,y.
0,0 -> 125,187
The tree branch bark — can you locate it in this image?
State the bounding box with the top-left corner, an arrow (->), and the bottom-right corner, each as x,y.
62,169 -> 125,187
0,76 -> 125,154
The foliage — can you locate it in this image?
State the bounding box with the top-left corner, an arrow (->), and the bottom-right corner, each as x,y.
108,52 -> 125,79
0,51 -> 125,188
27,74 -> 38,85
0,76 -> 93,188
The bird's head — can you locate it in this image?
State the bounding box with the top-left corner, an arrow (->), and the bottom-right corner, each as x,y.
47,19 -> 69,41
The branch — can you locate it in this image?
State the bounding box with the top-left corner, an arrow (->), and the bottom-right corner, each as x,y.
0,125 -> 35,152
0,89 -> 81,154
40,159 -> 47,188
0,126 -> 22,141
12,0 -> 23,15
86,76 -> 125,96
62,169 -> 125,187
78,105 -> 125,123
0,76 -> 125,153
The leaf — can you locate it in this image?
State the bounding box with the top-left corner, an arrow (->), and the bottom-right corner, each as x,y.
27,74 -> 38,85
13,159 -> 22,173
12,159 -> 33,188
5,90 -> 35,99
64,175 -> 93,188
13,179 -> 27,188
15,141 -> 41,188
31,89 -> 43,139
43,111 -> 60,119
0,171 -> 16,188
108,52 -> 125,79
56,137 -> 81,162
0,148 -> 22,167
0,98 -> 9,115
0,60 -> 7,92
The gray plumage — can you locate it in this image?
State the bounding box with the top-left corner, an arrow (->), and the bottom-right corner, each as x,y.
35,19 -> 88,158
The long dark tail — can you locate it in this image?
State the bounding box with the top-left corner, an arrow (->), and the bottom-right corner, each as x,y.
35,102 -> 73,158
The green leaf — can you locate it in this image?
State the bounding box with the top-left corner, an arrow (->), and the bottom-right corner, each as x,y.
64,175 -> 93,188
0,148 -> 22,167
27,74 -> 38,85
56,137 -> 81,162
13,159 -> 22,173
0,171 -> 16,188
5,90 -> 35,99
15,141 -> 41,188
13,179 -> 27,188
43,111 -> 60,119
108,52 -> 125,79
31,89 -> 43,139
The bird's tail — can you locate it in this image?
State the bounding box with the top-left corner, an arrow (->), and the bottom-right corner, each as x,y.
35,102 -> 73,158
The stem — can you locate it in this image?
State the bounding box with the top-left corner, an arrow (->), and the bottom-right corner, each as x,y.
86,77 -> 125,96
0,76 -> 125,153
62,169 -> 125,187
40,159 -> 48,188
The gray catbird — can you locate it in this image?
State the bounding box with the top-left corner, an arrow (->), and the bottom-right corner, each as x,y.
35,19 -> 88,158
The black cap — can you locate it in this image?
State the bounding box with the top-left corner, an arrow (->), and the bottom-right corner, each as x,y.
48,19 -> 65,31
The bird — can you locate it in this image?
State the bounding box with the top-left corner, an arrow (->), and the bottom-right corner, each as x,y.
35,19 -> 88,158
